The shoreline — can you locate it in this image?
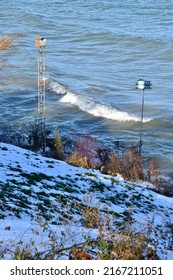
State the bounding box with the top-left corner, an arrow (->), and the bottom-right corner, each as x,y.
0,127 -> 173,196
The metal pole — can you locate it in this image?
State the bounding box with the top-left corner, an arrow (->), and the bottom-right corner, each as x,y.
139,88 -> 144,154
136,79 -> 151,155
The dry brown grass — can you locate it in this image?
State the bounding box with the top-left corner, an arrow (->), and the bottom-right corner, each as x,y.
66,153 -> 90,168
103,148 -> 145,181
0,33 -> 27,51
0,36 -> 15,51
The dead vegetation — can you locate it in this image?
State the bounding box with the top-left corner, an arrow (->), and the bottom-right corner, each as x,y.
0,36 -> 15,51
0,33 -> 26,51
0,34 -> 26,91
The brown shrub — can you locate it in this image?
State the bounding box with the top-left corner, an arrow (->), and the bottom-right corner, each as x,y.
103,148 -> 145,181
66,154 -> 89,168
66,134 -> 100,169
109,231 -> 158,260
147,156 -> 159,183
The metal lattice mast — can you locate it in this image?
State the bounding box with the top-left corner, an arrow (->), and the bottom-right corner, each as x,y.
35,36 -> 46,150
38,46 -> 46,122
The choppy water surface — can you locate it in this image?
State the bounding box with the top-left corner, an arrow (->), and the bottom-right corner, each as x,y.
0,0 -> 173,173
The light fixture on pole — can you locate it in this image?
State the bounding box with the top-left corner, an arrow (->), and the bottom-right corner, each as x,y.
136,79 -> 152,154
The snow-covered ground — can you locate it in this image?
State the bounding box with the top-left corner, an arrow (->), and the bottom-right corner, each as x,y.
0,142 -> 173,259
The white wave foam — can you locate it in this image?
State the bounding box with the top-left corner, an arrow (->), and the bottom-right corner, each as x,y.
47,78 -> 151,122
60,91 -> 151,122
47,80 -> 67,95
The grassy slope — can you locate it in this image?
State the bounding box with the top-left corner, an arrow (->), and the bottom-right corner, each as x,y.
0,142 -> 173,259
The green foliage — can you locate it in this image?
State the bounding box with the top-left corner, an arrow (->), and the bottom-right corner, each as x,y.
29,122 -> 47,151
54,129 -> 64,160
13,246 -> 34,260
1,147 -> 8,151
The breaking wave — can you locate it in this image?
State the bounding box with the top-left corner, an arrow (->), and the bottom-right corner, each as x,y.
47,79 -> 151,122
60,92 -> 141,122
46,78 -> 67,95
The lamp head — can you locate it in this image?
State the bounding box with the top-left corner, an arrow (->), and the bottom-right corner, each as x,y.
136,79 -> 152,90
35,36 -> 46,47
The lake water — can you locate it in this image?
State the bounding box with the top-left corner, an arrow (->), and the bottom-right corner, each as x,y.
0,0 -> 173,174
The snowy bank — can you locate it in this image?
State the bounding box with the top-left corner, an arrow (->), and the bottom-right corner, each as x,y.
0,143 -> 173,259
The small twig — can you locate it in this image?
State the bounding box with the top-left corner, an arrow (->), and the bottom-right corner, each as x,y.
44,242 -> 85,260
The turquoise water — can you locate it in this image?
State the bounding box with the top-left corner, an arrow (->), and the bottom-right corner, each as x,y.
0,0 -> 173,172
